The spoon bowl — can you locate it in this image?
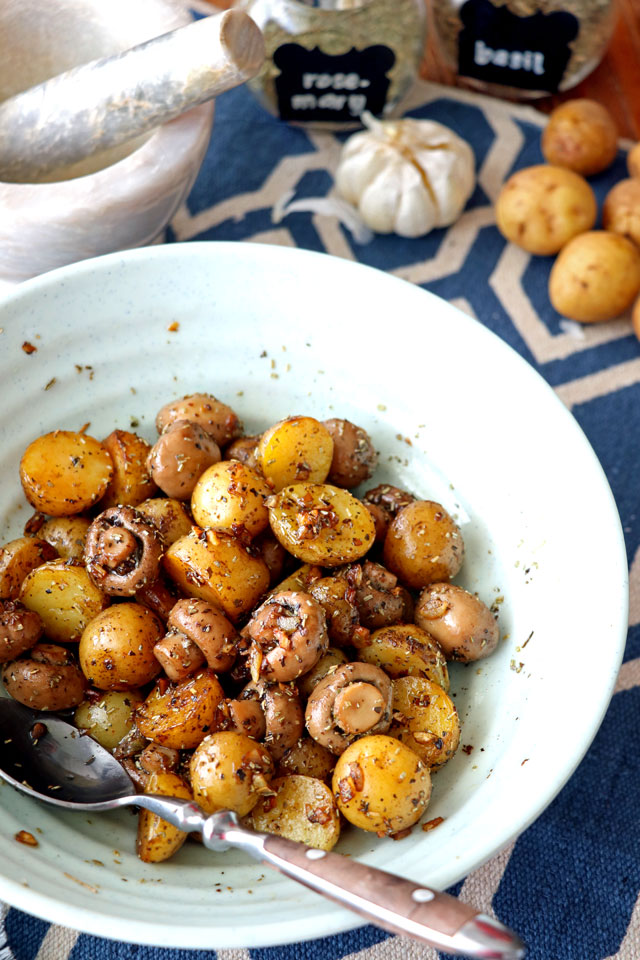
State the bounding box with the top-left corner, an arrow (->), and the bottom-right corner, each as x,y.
0,696 -> 524,958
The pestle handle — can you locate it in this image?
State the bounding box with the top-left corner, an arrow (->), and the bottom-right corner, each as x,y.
0,9 -> 264,183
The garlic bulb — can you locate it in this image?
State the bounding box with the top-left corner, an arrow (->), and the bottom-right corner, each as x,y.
335,112 -> 476,238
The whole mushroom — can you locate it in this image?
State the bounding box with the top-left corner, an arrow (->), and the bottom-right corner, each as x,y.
147,420 -> 221,500
305,661 -> 392,755
244,590 -> 329,683
153,598 -> 238,682
0,599 -> 44,662
84,506 -> 163,596
414,582 -> 499,662
234,680 -> 304,760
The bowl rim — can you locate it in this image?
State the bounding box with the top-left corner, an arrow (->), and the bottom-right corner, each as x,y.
0,241 -> 629,948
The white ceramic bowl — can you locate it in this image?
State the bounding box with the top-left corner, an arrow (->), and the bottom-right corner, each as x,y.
0,242 -> 628,948
0,0 -> 214,284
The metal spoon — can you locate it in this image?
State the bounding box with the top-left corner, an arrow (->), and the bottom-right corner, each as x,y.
0,698 -> 525,958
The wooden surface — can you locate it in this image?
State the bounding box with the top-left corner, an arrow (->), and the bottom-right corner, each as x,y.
207,0 -> 640,141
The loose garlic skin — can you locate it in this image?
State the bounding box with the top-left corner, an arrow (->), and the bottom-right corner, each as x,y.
335,114 -> 475,239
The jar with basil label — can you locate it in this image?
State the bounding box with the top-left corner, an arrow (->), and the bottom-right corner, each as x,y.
236,0 -> 427,128
430,0 -> 617,99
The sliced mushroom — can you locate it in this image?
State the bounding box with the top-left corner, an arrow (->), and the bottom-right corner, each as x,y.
84,506 -> 163,596
153,598 -> 238,681
237,680 -> 304,761
244,590 -> 329,683
0,599 -> 44,663
305,661 -> 392,755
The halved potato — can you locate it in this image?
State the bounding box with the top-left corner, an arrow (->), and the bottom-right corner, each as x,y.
137,771 -> 193,863
251,775 -> 340,851
0,537 -> 57,599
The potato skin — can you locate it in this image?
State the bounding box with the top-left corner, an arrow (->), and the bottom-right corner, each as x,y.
20,559 -> 110,643
251,775 -> 340,851
390,676 -> 460,770
549,230 -> 640,323
191,460 -> 271,538
75,689 -> 144,751
190,731 -> 274,816
135,497 -> 193,546
268,483 -> 376,566
495,164 -> 597,255
20,431 -> 114,516
136,669 -> 225,750
541,99 -> 618,176
628,143 -> 640,179
602,179 -> 640,248
359,623 -> 449,691
100,430 -> 157,508
38,517 -> 91,560
137,771 -> 193,863
258,416 -> 334,492
0,537 -> 58,600
163,528 -> 270,621
79,603 -> 163,690
332,735 -> 431,834
383,500 -> 464,588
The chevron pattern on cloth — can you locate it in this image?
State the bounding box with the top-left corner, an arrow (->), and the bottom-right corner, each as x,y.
2,72 -> 639,960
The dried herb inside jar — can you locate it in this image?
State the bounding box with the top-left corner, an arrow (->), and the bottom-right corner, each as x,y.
236,0 -> 426,127
431,0 -> 617,98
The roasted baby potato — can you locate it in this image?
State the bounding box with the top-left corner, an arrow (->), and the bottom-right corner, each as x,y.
0,536 -> 57,599
20,430 -> 114,516
358,623 -> 449,691
20,559 -> 110,643
75,689 -> 144,751
250,775 -> 340,851
268,483 -> 375,566
79,602 -> 163,690
38,516 -> 91,560
383,500 -> 464,588
495,164 -> 597,255
390,676 -> 460,770
190,731 -> 274,816
136,668 -> 225,749
332,734 -> 431,835
541,99 -> 618,176
135,497 -> 193,546
549,230 -> 640,322
191,460 -> 271,537
602,178 -> 640,248
137,771 -> 193,863
258,416 -> 334,491
100,430 -> 157,508
163,528 -> 270,620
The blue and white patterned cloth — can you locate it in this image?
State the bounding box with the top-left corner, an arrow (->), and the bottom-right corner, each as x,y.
3,64 -> 640,960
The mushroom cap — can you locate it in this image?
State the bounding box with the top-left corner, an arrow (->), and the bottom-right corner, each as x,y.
167,598 -> 238,672
305,661 -> 392,755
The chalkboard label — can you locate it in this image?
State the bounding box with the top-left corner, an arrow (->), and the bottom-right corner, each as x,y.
457,0 -> 579,92
273,44 -> 396,123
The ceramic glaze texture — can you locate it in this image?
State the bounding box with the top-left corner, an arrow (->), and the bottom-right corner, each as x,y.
0,243 -> 628,948
0,0 -> 214,283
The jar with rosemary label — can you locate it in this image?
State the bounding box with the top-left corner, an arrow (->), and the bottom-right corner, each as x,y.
430,0 -> 618,99
236,0 -> 427,128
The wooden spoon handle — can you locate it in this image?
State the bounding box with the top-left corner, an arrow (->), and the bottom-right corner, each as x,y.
0,9 -> 264,183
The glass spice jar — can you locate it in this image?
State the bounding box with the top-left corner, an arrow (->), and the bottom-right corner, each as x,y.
430,0 -> 618,99
235,0 -> 427,129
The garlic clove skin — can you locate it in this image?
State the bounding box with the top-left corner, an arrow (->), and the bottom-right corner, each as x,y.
335,114 -> 475,239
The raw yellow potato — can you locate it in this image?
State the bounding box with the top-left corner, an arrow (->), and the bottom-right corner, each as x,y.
79,602 -> 163,690
383,500 -> 464,588
20,430 -> 113,516
38,516 -> 91,560
541,99 -> 618,176
190,731 -> 274,816
191,460 -> 271,537
602,179 -> 640,248
100,430 -> 157,508
0,537 -> 57,599
251,775 -> 340,851
390,676 -> 460,770
137,771 -> 193,863
495,164 -> 597,255
75,689 -> 144,751
258,416 -> 334,492
135,497 -> 193,545
628,143 -> 640,179
136,669 -> 225,750
332,735 -> 431,835
163,528 -> 269,621
632,296 -> 640,342
549,231 -> 640,323
358,624 -> 449,691
268,483 -> 375,566
20,559 -> 109,643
